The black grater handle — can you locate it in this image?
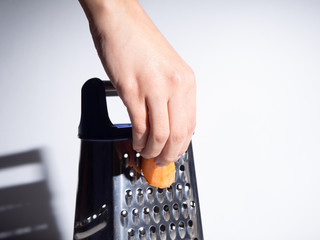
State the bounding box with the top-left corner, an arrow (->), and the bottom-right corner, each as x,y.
78,78 -> 132,140
103,81 -> 118,97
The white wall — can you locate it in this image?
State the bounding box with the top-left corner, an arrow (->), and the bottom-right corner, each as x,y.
0,0 -> 320,239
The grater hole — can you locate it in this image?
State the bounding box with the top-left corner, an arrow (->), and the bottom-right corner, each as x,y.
187,220 -> 194,236
132,208 -> 139,225
173,203 -> 179,211
143,207 -> 150,215
169,223 -> 177,239
137,188 -> 143,196
176,184 -> 183,200
156,188 -> 165,203
178,221 -> 186,238
149,225 -> 157,240
179,221 -> 185,228
170,223 -> 176,231
182,201 -> 188,218
182,202 -> 188,209
166,186 -> 174,201
163,204 -> 170,221
129,169 -> 135,178
180,165 -> 185,171
136,188 -> 144,205
125,189 -> 133,207
150,226 -> 156,234
147,187 -> 153,194
128,228 -> 135,236
153,206 -> 161,223
160,225 -> 166,232
146,187 -> 155,203
143,207 -> 151,224
184,183 -> 191,198
132,208 -> 139,216
126,190 -> 133,196
139,227 -> 146,236
172,203 -> 180,220
120,210 -> 128,227
163,205 -> 169,212
121,210 -> 128,217
190,200 -> 196,217
153,206 -> 160,213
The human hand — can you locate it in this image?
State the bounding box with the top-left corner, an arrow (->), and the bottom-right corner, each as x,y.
79,0 -> 196,166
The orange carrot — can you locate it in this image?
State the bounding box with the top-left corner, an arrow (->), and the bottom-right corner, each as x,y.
141,158 -> 176,188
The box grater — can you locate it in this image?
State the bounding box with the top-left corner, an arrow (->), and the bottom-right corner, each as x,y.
73,78 -> 203,240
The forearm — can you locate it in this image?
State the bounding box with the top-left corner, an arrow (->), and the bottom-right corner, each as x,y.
78,0 -> 171,87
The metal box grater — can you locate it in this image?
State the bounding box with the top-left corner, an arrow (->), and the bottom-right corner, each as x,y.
73,78 -> 203,240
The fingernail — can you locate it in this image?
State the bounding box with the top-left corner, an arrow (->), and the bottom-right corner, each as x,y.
154,158 -> 166,167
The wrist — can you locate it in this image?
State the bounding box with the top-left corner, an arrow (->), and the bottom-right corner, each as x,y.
79,0 -> 140,24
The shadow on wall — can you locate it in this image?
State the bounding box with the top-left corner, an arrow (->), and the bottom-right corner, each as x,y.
0,149 -> 62,240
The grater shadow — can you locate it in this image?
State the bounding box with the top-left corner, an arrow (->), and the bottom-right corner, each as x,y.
0,149 -> 62,240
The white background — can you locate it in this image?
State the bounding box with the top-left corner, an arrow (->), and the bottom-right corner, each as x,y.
1,0 -> 320,239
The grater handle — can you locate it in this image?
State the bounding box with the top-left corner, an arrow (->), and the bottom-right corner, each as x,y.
103,81 -> 118,97
78,78 -> 132,140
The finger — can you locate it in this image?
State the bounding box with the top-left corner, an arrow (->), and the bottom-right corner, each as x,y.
179,126 -> 193,158
154,97 -> 187,166
140,96 -> 169,159
179,89 -> 196,156
126,100 -> 149,152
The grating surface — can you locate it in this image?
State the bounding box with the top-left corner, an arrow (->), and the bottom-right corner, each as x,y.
113,141 -> 202,240
73,141 -> 203,240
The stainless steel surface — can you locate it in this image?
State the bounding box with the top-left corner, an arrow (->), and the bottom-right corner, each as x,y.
113,141 -> 202,240
74,139 -> 203,240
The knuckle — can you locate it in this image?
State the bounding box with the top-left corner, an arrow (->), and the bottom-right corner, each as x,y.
116,79 -> 137,104
117,78 -> 135,92
134,122 -> 147,136
168,70 -> 183,86
133,137 -> 145,150
168,67 -> 196,91
152,129 -> 169,144
170,131 -> 186,144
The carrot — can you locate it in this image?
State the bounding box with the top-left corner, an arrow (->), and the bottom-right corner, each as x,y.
141,158 -> 176,188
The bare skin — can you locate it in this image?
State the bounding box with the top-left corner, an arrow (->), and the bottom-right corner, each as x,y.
79,0 -> 196,166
